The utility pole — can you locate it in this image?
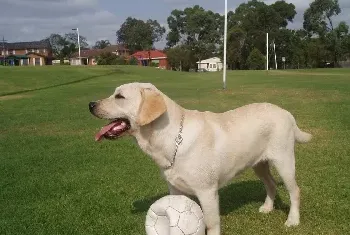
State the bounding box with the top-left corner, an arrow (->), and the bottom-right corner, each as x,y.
2,36 -> 7,66
72,28 -> 81,65
222,0 -> 228,89
266,33 -> 269,71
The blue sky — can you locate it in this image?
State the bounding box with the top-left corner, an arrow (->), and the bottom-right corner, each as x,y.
1,0 -> 349,49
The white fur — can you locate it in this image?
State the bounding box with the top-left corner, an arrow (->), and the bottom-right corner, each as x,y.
91,82 -> 312,235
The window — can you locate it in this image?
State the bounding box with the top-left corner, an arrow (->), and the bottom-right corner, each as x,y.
213,64 -> 216,69
1,50 -> 3,55
25,49 -> 28,53
31,49 -> 34,52
209,64 -> 212,68
43,49 -> 46,53
13,50 -> 15,55
23,59 -> 28,65
36,49 -> 39,53
35,58 -> 41,65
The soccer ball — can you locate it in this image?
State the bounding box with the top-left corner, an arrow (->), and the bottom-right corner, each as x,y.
145,195 -> 205,235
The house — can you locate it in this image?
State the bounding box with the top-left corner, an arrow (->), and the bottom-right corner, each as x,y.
0,40 -> 52,66
70,44 -> 129,65
105,44 -> 129,57
196,57 -> 223,72
131,50 -> 169,69
70,49 -> 101,65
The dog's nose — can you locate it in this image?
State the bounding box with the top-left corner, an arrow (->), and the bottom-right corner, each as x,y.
89,102 -> 97,112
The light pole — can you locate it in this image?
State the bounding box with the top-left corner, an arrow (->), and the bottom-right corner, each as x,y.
72,28 -> 81,65
223,0 -> 228,89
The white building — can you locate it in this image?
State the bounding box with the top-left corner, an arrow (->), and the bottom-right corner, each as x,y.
196,57 -> 223,72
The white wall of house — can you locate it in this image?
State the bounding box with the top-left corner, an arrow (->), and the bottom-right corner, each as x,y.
21,59 -> 29,66
196,57 -> 223,72
30,57 -> 43,66
70,58 -> 81,65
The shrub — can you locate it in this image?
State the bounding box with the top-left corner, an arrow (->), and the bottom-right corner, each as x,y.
129,56 -> 138,65
246,48 -> 265,70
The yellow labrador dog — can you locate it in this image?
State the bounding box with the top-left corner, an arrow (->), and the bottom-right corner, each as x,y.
89,82 -> 312,235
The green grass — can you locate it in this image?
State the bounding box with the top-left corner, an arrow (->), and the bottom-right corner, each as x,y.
1,66 -> 349,235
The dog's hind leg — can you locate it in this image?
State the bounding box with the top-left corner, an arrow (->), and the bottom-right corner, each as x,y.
272,152 -> 300,227
253,161 -> 277,213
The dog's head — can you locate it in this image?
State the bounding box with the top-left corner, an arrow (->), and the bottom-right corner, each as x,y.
89,82 -> 167,141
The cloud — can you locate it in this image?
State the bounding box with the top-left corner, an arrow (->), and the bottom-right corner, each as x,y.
0,0 -> 349,49
0,0 -> 119,46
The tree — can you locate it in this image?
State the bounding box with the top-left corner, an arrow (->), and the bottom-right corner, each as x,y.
303,0 -> 342,66
336,22 -> 350,60
96,52 -> 117,65
226,0 -> 297,69
93,40 -> 111,49
166,5 -> 223,69
96,52 -> 128,65
45,34 -> 66,58
147,19 -> 166,43
166,45 -> 193,71
160,1 -> 349,71
226,27 -> 247,69
328,21 -> 350,64
64,32 -> 89,49
44,32 -> 89,62
246,48 -> 265,70
303,0 -> 341,37
116,17 -> 165,53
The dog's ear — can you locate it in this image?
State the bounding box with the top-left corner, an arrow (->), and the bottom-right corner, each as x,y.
137,88 -> 167,126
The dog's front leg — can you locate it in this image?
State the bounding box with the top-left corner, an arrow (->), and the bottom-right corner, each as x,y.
197,189 -> 221,235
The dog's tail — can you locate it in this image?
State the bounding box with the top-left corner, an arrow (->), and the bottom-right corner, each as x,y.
288,112 -> 312,144
294,124 -> 312,143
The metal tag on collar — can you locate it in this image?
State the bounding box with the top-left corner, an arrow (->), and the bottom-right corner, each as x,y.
175,134 -> 183,146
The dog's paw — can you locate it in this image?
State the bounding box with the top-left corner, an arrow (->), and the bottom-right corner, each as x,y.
258,204 -> 273,214
284,218 -> 300,227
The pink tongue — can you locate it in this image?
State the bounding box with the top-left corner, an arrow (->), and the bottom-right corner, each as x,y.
95,122 -> 119,141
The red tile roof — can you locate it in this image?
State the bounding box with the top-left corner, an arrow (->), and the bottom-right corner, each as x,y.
131,50 -> 167,60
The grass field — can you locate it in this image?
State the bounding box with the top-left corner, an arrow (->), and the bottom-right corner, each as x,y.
1,65 -> 349,235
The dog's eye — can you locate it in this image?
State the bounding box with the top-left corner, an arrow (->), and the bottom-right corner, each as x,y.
115,94 -> 125,99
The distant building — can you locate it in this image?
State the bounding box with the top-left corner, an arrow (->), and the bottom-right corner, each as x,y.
70,44 -> 129,65
0,40 -> 52,66
131,50 -> 169,69
196,57 -> 223,72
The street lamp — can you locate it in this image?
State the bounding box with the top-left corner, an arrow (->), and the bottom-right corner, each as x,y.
72,28 -> 81,65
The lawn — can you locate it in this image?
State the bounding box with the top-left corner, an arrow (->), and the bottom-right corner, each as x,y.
0,65 -> 349,235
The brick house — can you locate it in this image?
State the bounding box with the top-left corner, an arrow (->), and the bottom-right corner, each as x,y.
1,40 -> 52,66
70,44 -> 129,65
131,50 -> 169,69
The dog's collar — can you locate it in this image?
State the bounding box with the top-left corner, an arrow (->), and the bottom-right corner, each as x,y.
166,114 -> 185,169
